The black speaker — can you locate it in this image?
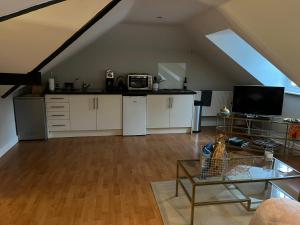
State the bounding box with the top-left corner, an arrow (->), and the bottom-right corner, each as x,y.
201,90 -> 212,107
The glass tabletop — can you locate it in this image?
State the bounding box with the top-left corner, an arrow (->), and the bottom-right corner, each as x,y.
179,157 -> 300,185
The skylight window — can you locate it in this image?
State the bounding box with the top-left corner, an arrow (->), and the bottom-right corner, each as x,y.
206,29 -> 300,95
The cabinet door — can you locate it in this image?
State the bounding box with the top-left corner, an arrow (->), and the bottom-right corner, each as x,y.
69,95 -> 97,131
97,95 -> 122,130
170,95 -> 194,128
147,95 -> 170,128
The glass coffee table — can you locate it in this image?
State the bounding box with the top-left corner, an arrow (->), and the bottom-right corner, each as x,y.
176,156 -> 300,225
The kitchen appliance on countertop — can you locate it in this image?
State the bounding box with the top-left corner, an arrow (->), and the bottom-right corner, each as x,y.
63,82 -> 74,91
127,74 -> 152,90
123,95 -> 147,136
115,75 -> 127,91
105,69 -> 115,91
48,78 -> 55,91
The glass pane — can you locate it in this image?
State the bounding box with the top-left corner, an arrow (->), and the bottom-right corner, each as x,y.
206,29 -> 300,94
158,63 -> 186,89
179,157 -> 300,185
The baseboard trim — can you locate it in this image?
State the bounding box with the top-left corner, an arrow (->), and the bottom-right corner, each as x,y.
48,130 -> 122,138
0,136 -> 18,158
147,128 -> 191,134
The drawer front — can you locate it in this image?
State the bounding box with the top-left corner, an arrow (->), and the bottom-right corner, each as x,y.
48,120 -> 70,131
46,95 -> 69,103
46,103 -> 69,112
47,111 -> 69,120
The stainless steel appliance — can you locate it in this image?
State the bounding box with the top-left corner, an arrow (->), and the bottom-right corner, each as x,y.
105,69 -> 115,91
14,95 -> 47,140
192,100 -> 202,133
127,74 -> 152,90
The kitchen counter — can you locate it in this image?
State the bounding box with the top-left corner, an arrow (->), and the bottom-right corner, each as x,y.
46,89 -> 196,95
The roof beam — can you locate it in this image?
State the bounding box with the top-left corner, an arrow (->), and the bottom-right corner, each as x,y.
0,72 -> 41,98
0,0 -> 66,22
0,72 -> 41,85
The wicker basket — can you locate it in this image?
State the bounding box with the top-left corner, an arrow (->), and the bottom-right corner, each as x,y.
200,154 -> 265,179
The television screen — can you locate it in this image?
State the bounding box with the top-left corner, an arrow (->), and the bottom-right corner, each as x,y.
232,86 -> 285,116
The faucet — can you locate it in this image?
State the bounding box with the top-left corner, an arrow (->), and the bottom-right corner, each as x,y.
81,81 -> 91,90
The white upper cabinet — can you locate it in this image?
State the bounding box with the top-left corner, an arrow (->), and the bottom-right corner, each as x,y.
169,95 -> 194,128
97,95 -> 122,130
147,95 -> 170,128
69,95 -> 97,131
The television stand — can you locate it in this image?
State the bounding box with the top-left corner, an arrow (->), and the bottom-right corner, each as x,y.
245,114 -> 272,120
216,114 -> 300,155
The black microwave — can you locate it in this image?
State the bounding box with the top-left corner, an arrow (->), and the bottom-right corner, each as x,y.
127,74 -> 153,90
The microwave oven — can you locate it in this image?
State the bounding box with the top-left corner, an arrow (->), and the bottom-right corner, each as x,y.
127,74 -> 153,90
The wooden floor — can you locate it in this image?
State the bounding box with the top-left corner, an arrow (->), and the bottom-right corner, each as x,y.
0,129 -> 216,225
1,128 -> 300,225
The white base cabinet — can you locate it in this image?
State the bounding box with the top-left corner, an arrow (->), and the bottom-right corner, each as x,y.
147,95 -> 194,129
46,94 -> 193,138
97,95 -> 122,130
69,95 -> 122,131
69,95 -> 97,131
147,95 -> 170,128
46,94 -> 123,136
170,95 -> 194,128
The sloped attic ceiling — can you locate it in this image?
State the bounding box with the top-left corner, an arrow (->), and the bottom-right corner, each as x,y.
0,0 -> 118,74
184,0 -> 300,88
218,0 -> 300,86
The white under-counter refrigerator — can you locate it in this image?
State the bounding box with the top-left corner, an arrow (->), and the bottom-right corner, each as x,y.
123,95 -> 147,136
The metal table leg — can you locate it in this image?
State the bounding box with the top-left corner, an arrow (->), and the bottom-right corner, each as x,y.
176,161 -> 179,197
191,185 -> 195,225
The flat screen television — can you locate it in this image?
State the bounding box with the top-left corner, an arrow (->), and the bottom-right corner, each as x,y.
232,86 -> 285,116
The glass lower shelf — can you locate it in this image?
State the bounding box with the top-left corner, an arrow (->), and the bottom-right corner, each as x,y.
179,178 -> 295,211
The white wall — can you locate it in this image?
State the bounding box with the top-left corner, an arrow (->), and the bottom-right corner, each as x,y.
42,23 -> 237,91
0,86 -> 18,157
282,94 -> 300,118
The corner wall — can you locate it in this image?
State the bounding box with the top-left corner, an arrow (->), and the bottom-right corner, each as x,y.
0,86 -> 18,157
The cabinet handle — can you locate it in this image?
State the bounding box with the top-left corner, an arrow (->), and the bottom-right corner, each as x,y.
50,97 -> 64,100
51,106 -> 64,109
51,114 -> 65,117
93,98 -> 95,110
96,97 -> 99,109
168,97 -> 174,108
52,124 -> 65,127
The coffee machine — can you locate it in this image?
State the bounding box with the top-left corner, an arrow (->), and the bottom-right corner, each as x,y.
105,69 -> 115,91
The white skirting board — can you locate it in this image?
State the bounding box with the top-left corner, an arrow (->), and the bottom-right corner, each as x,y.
48,130 -> 123,138
147,128 -> 191,134
48,128 -> 192,138
0,136 -> 18,158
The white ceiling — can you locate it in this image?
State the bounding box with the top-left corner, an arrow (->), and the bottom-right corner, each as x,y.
124,0 -> 210,24
0,0 -> 53,17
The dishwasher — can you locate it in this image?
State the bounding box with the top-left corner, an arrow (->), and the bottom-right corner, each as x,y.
123,95 -> 147,136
